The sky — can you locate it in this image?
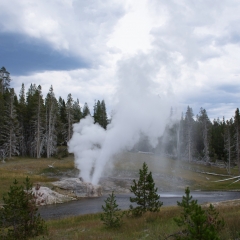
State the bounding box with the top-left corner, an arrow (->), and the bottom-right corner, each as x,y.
0,0 -> 240,121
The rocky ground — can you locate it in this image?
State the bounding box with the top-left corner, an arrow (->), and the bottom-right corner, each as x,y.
36,163 -> 195,206
34,177 -> 102,205
40,166 -> 191,203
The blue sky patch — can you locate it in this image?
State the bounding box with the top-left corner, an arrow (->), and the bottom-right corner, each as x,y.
0,32 -> 89,76
217,84 -> 240,94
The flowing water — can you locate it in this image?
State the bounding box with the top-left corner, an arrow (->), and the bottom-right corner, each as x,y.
39,191 -> 240,220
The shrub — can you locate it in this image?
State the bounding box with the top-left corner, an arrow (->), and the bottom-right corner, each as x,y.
173,187 -> 224,240
0,177 -> 47,239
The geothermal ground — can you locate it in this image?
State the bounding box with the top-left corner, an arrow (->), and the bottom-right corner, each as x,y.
41,151 -> 240,196
44,152 -> 195,196
99,168 -> 189,194
1,151 -> 240,207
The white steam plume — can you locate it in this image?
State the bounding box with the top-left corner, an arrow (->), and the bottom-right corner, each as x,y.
68,116 -> 106,183
68,55 -> 175,184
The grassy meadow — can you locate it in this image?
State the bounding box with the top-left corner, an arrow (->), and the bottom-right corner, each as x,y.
0,155 -> 75,202
1,152 -> 240,239
33,204 -> 240,240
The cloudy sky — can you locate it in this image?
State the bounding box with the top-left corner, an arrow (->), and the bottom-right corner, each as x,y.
0,0 -> 240,120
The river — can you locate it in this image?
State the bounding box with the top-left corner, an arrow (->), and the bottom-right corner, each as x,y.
38,191 -> 240,220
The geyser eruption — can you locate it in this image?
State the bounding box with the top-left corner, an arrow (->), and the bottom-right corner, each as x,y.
68,56 -> 175,184
68,116 -> 106,183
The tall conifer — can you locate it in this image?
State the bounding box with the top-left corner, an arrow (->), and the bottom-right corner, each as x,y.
0,67 -> 11,94
82,102 -> 91,118
26,85 -> 45,158
17,83 -> 27,156
66,93 -> 74,142
234,108 -> 240,173
2,88 -> 19,158
184,106 -> 195,162
45,86 -> 58,158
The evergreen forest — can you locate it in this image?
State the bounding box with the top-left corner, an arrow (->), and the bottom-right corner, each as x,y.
0,67 -> 108,160
1,66 -> 240,175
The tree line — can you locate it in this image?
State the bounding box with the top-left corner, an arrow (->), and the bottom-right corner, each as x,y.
1,66 -> 240,173
0,67 -> 108,159
160,106 -> 240,174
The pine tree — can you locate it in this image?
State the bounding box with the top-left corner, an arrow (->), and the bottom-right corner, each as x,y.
0,67 -> 13,158
82,102 -> 90,118
33,86 -> 45,158
93,100 -> 100,124
196,108 -> 211,162
0,177 -> 47,239
101,192 -> 124,228
0,67 -> 11,94
93,100 -> 108,129
57,97 -> 67,146
45,86 -> 58,158
173,187 -> 224,240
66,93 -> 74,142
1,88 -> 20,158
178,114 -> 185,160
26,85 -> 45,158
100,100 -> 108,129
72,98 -> 82,123
223,119 -> 235,174
209,118 -> 225,161
129,162 -> 162,217
0,92 -> 5,147
184,106 -> 195,162
234,108 -> 240,174
16,83 -> 27,156
26,84 -> 37,156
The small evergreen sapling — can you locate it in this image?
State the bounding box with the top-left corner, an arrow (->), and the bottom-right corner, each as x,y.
129,162 -> 162,217
173,187 -> 224,240
0,177 -> 47,239
101,191 -> 124,228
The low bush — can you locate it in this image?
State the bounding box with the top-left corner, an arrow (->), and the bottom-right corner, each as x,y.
0,177 -> 47,239
172,187 -> 224,240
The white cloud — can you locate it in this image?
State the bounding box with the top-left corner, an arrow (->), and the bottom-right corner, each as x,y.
2,0 -> 240,120
0,0 -> 124,63
13,66 -> 117,115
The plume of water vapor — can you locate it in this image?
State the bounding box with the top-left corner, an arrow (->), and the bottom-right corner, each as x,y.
68,55 -> 175,184
68,116 -> 106,182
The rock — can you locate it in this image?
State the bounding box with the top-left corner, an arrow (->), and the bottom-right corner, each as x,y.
32,186 -> 75,205
52,178 -> 102,198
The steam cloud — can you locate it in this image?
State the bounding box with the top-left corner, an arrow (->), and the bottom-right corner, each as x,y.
68,56 -> 175,184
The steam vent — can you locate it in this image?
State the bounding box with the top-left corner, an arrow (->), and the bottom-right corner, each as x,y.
52,178 -> 102,198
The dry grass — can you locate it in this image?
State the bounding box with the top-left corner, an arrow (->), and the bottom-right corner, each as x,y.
0,156 -> 75,203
